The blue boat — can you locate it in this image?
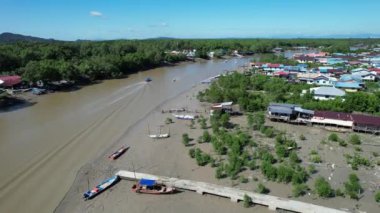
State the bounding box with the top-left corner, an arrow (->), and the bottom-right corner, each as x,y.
83,175 -> 120,200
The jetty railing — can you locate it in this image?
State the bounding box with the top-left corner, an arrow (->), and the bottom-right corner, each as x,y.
116,170 -> 349,213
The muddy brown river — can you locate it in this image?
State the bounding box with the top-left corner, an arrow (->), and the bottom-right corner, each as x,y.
0,58 -> 250,213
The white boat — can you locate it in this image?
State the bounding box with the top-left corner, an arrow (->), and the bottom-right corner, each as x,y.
149,133 -> 170,139
173,114 -> 196,120
148,125 -> 169,139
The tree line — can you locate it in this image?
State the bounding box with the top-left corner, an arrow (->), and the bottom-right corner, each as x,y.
1,38 -> 380,83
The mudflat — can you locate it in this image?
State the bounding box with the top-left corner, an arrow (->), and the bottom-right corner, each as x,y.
0,58 -> 251,213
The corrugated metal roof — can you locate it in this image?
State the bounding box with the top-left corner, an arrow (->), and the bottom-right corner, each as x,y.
352,114 -> 380,126
311,87 -> 345,96
314,111 -> 352,121
335,82 -> 362,89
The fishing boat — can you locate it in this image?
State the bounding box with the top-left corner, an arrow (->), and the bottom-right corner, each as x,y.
108,146 -> 129,160
145,77 -> 152,82
148,133 -> 169,139
83,175 -> 119,200
148,125 -> 170,139
172,114 -> 197,120
131,179 -> 175,194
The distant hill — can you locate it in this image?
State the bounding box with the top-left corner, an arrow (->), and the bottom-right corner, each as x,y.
0,32 -> 57,43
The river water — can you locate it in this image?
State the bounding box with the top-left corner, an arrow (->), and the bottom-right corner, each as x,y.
0,58 -> 251,213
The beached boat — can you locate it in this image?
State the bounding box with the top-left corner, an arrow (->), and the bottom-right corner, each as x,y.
145,77 -> 152,82
83,175 -> 119,200
172,114 -> 197,120
131,179 -> 175,194
108,146 -> 129,160
148,133 -> 169,139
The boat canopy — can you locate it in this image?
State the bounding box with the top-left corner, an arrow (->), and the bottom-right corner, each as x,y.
139,179 -> 156,186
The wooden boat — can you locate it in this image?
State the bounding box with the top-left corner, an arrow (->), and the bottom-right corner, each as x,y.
108,146 -> 129,160
83,175 -> 119,200
149,133 -> 169,139
131,179 -> 175,194
172,114 -> 197,120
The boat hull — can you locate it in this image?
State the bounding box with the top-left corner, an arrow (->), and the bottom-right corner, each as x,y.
83,176 -> 120,200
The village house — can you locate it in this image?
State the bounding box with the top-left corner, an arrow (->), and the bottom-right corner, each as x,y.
313,75 -> 337,86
334,81 -> 362,92
306,87 -> 346,100
267,103 -> 314,123
311,111 -> 353,128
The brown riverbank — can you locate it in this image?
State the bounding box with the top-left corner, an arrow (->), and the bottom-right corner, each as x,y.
0,58 -> 252,213
56,80 -> 380,213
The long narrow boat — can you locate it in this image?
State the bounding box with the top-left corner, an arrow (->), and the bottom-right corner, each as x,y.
172,114 -> 197,120
131,179 -> 175,194
148,133 -> 169,139
108,145 -> 129,160
83,175 -> 120,200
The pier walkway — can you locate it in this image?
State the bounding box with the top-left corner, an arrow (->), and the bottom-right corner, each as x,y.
116,170 -> 349,213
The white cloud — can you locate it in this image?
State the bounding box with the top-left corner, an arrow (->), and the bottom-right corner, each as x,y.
90,11 -> 103,17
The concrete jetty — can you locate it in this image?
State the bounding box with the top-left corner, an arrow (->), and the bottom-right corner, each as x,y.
116,170 -> 349,213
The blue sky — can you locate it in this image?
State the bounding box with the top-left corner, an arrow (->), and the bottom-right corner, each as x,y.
0,0 -> 379,40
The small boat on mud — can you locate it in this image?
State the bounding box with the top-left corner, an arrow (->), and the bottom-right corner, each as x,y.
148,133 -> 169,139
108,146 -> 129,160
172,114 -> 197,120
145,77 -> 152,82
132,179 -> 175,194
83,175 -> 120,200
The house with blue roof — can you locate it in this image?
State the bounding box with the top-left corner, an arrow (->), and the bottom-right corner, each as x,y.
334,81 -> 362,92
327,58 -> 347,65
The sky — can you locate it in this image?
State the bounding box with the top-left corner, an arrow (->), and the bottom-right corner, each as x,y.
0,0 -> 380,40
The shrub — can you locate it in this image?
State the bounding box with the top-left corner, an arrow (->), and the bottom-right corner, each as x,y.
349,134 -> 361,145
328,133 -> 339,142
202,130 -> 211,143
240,176 -> 249,183
243,194 -> 252,208
335,189 -> 344,197
375,191 -> 380,203
190,119 -> 196,129
256,183 -> 269,194
248,160 -> 257,170
215,164 -> 225,179
182,133 -> 190,146
372,152 -> 379,157
354,147 -> 362,152
276,145 -> 288,158
263,127 -> 275,138
308,165 -> 317,174
165,117 -> 173,124
289,151 -> 301,164
261,161 -> 277,181
189,148 -> 195,158
314,177 -> 334,198
277,164 -> 294,183
338,139 -> 347,147
344,173 -> 362,200
309,151 -> 322,163
299,134 -> 306,141
292,184 -> 309,197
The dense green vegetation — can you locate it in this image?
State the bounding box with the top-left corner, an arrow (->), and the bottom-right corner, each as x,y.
314,177 -> 335,198
198,72 -> 380,115
2,38 -> 380,83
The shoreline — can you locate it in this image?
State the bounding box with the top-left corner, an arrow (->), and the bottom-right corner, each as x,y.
56,74 -> 379,212
55,79 -> 274,213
